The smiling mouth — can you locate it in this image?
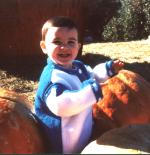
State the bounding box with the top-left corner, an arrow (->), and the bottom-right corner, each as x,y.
58,53 -> 71,58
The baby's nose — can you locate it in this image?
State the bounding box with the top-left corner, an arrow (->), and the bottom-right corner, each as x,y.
60,44 -> 69,49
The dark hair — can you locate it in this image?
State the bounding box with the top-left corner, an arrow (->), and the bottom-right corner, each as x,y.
41,16 -> 78,41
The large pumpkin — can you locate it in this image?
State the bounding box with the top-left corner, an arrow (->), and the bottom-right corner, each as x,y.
92,70 -> 150,138
82,124 -> 150,154
0,88 -> 47,153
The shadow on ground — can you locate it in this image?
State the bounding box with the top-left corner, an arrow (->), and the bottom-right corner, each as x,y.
0,53 -> 150,82
80,53 -> 150,82
0,55 -> 46,81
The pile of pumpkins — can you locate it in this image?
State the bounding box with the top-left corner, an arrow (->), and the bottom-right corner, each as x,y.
0,69 -> 150,154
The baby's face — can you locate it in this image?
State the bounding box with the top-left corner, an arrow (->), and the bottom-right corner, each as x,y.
40,27 -> 80,69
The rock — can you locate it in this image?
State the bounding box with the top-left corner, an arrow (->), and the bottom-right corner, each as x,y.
82,124 -> 150,154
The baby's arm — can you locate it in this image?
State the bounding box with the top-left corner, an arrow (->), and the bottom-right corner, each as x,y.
91,59 -> 124,83
45,79 -> 103,117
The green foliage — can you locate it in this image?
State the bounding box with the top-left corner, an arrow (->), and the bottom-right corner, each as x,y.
102,0 -> 150,41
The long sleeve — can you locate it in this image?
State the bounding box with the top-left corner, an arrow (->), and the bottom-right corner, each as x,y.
46,79 -> 103,117
87,60 -> 115,83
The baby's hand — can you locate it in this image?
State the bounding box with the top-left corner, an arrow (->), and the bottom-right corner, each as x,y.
112,59 -> 124,73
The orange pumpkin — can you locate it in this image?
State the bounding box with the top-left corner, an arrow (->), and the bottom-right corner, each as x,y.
0,88 -> 47,153
92,70 -> 150,138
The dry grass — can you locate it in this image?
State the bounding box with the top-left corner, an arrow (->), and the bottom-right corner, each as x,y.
83,40 -> 150,63
0,39 -> 150,103
82,39 -> 150,83
0,70 -> 38,102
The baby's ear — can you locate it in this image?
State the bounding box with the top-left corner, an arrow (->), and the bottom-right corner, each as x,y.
40,41 -> 47,54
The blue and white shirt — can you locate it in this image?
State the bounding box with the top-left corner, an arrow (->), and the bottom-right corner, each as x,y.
34,58 -> 115,153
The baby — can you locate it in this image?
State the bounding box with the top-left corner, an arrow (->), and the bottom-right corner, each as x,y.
34,16 -> 124,153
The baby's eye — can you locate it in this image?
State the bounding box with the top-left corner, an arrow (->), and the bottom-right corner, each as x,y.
53,40 -> 62,45
68,40 -> 76,46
